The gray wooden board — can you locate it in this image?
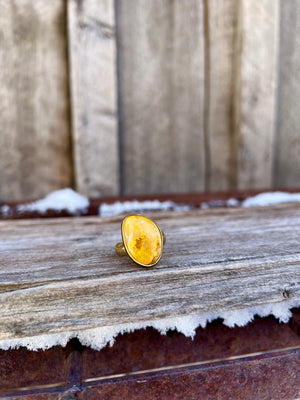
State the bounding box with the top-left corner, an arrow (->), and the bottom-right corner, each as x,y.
204,0 -> 239,191
68,0 -> 119,197
274,1 -> 300,188
0,204 -> 299,340
116,0 -> 205,195
0,0 -> 72,202
237,0 -> 279,189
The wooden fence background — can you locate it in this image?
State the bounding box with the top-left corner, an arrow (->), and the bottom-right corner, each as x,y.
0,0 -> 299,201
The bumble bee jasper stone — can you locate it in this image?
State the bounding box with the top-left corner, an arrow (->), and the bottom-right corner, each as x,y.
122,215 -> 163,266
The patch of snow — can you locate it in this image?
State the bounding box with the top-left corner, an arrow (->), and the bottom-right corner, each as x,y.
99,200 -> 191,217
200,192 -> 300,210
16,188 -> 89,215
0,204 -> 12,217
200,200 -> 228,209
1,299 -> 299,351
200,199 -> 240,209
200,202 -> 210,210
226,198 -> 240,207
242,191 -> 300,207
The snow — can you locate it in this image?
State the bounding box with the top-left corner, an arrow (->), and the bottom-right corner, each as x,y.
227,198 -> 240,207
242,191 -> 300,207
4,190 -> 299,218
16,188 -> 89,215
0,204 -> 12,217
199,192 -> 300,209
0,299 -> 299,351
99,200 -> 191,217
200,200 -> 230,209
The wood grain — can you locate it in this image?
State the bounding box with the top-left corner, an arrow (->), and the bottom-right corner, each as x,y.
237,0 -> 279,189
0,204 -> 299,340
0,0 -> 72,202
274,1 -> 300,188
68,0 -> 119,197
116,0 -> 205,195
204,0 -> 239,191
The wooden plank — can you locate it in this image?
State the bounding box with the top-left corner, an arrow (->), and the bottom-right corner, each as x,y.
237,0 -> 279,189
116,0 -> 205,195
204,0 -> 239,191
0,0 -> 72,202
0,203 -> 299,340
68,0 -> 119,197
274,1 -> 300,188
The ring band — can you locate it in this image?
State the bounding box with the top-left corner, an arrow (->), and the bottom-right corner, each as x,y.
115,215 -> 166,267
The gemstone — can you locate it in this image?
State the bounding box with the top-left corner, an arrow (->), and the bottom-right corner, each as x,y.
122,215 -> 163,267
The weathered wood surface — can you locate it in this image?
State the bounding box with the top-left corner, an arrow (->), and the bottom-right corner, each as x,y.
237,0 -> 279,189
274,1 -> 300,188
204,0 -> 239,191
0,203 -> 299,340
116,0 -> 205,195
68,0 -> 119,197
0,0 -> 72,202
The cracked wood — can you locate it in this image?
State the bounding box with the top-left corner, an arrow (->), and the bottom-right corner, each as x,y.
0,203 -> 299,340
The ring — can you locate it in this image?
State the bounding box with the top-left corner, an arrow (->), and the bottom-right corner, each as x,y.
115,215 -> 166,267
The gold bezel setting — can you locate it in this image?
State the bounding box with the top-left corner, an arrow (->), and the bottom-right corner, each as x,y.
115,214 -> 165,267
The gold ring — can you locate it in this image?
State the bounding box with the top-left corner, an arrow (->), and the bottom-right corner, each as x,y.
115,214 -> 166,267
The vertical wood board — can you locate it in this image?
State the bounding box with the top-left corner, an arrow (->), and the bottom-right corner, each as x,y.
204,0 -> 239,191
274,1 -> 300,188
237,0 -> 279,189
117,0 -> 205,195
0,0 -> 72,202
68,0 -> 119,197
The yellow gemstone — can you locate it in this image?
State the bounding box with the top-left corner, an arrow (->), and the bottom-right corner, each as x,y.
122,215 -> 163,266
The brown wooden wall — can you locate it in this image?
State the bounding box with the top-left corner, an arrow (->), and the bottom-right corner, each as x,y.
0,0 -> 299,201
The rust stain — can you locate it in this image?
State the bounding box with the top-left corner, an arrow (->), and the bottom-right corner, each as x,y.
1,314 -> 299,399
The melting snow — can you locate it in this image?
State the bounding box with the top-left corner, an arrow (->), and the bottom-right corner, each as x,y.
99,200 -> 191,217
242,191 -> 300,207
16,188 -> 89,215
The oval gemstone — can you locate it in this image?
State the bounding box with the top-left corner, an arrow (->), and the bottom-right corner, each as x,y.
122,215 -> 163,266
